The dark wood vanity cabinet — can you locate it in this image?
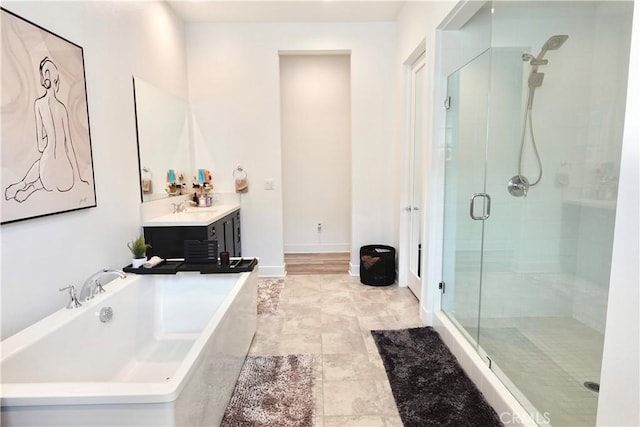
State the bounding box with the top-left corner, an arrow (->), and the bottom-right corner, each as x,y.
232,210 -> 241,256
219,210 -> 242,256
221,209 -> 242,257
144,209 -> 241,259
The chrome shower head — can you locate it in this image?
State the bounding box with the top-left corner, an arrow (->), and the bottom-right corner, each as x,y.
536,35 -> 568,60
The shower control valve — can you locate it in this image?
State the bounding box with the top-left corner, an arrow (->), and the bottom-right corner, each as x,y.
508,175 -> 530,198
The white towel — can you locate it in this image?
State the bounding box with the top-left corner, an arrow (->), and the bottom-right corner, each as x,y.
143,256 -> 164,269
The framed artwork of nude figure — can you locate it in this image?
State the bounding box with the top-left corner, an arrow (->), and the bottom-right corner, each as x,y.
1,8 -> 96,225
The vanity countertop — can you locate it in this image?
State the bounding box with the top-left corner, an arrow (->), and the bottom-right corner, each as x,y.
141,203 -> 240,227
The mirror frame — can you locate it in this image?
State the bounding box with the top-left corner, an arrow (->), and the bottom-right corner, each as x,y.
132,76 -> 192,203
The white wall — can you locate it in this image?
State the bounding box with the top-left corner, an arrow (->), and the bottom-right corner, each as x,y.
185,23 -> 395,276
597,2 -> 640,425
393,0 -> 478,317
0,1 -> 189,340
489,2 -> 631,283
280,54 -> 351,254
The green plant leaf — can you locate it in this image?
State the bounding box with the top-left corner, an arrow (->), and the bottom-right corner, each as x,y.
127,234 -> 151,258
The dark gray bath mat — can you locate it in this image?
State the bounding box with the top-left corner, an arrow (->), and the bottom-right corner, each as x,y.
221,354 -> 314,427
371,327 -> 502,427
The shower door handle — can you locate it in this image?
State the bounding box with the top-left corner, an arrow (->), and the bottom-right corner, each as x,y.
469,193 -> 491,220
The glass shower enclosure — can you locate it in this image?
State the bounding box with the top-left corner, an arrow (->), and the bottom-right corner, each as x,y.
440,2 -> 634,426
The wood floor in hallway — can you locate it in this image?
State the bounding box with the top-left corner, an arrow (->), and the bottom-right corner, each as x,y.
285,252 -> 350,275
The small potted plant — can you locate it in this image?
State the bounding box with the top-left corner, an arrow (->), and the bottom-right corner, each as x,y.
127,234 -> 151,268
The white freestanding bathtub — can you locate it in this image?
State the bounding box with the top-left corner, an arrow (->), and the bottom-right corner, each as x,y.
0,270 -> 257,427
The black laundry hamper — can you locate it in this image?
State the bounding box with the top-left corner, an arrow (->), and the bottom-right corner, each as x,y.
359,245 -> 396,286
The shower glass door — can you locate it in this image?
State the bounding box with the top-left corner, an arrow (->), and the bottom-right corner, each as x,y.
441,2 -> 634,426
441,49 -> 492,344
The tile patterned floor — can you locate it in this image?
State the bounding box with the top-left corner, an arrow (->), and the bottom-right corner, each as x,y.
249,274 -> 422,427
479,318 -> 603,427
447,269 -> 605,426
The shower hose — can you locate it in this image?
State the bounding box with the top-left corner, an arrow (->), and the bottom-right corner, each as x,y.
518,89 -> 543,186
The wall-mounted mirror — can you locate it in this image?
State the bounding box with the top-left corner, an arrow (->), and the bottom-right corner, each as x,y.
133,76 -> 191,202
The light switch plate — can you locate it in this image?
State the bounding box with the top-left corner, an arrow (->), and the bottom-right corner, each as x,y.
264,179 -> 275,190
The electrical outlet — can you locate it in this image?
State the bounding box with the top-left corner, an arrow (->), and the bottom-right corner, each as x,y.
317,223 -> 322,232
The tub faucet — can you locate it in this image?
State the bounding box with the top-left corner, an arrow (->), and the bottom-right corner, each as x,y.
59,285 -> 82,309
79,269 -> 127,302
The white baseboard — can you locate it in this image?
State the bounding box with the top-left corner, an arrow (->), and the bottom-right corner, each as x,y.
257,264 -> 286,277
349,262 -> 359,276
421,305 -> 432,326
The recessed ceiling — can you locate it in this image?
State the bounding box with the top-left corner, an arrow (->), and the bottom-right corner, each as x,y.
166,1 -> 406,23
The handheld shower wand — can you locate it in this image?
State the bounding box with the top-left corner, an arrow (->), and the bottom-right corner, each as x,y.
537,35 -> 569,59
508,35 -> 568,198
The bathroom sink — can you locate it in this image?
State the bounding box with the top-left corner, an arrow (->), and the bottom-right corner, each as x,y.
143,208 -> 225,227
141,203 -> 239,227
178,210 -> 219,221
190,207 -> 218,213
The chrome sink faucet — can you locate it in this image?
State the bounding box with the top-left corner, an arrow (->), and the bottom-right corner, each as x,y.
78,269 -> 127,302
171,202 -> 186,214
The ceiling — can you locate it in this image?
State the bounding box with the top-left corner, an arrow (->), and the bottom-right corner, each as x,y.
166,1 -> 407,23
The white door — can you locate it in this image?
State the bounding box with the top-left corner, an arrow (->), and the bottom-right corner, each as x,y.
407,53 -> 426,298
